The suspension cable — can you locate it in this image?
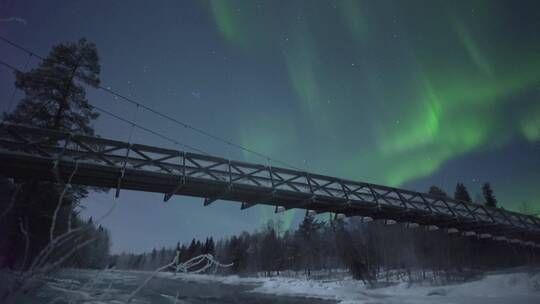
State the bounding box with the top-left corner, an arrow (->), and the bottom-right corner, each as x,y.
90,104 -> 210,155
4,53 -> 32,115
0,57 -> 208,155
0,35 -> 303,171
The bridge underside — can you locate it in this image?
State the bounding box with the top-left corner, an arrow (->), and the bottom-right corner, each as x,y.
1,124 -> 539,248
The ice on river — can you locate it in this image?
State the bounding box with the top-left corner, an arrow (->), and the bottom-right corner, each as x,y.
11,268 -> 540,304
157,270 -> 540,304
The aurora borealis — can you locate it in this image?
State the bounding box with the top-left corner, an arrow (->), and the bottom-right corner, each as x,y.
1,0 -> 539,252
206,0 -> 540,228
210,0 -> 540,185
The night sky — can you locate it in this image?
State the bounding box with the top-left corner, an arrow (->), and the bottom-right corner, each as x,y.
1,0 -> 539,253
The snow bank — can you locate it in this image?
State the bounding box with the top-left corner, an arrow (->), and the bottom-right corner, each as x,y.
253,272 -> 540,304
161,271 -> 540,304
23,268 -> 539,304
155,271 -> 262,285
252,277 -> 368,302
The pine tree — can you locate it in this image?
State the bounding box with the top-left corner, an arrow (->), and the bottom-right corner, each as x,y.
228,235 -> 247,273
260,227 -> 282,274
159,247 -> 167,266
179,244 -> 187,262
186,239 -> 197,261
482,182 -> 497,208
91,225 -> 111,269
332,219 -> 374,284
428,186 -> 448,199
297,215 -> 322,274
298,215 -> 322,241
0,39 -> 104,270
4,38 -> 100,134
454,182 -> 472,203
203,237 -> 215,255
151,248 -> 157,262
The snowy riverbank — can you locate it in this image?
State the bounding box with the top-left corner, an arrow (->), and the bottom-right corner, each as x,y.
5,268 -> 540,303
156,270 -> 540,304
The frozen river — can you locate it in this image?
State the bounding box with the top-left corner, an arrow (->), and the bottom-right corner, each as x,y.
38,269 -> 337,304
120,271 -> 338,304
30,268 -> 540,304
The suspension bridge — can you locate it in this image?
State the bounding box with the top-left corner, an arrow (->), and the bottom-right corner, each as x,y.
0,35 -> 539,250
0,123 -> 539,249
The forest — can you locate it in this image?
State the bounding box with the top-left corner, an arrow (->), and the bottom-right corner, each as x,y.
113,183 -> 539,285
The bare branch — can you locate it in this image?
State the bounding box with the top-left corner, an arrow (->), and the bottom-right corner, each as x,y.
0,184 -> 22,221
50,161 -> 79,242
18,217 -> 29,270
30,225 -> 87,271
125,253 -> 231,303
34,230 -> 90,270
67,201 -> 73,233
67,201 -> 82,233
173,254 -> 232,274
39,237 -> 97,275
32,198 -> 117,272
125,260 -> 177,303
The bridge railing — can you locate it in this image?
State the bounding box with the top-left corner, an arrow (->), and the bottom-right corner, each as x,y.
1,123 -> 539,243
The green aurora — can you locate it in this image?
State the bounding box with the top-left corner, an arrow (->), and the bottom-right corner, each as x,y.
204,0 -> 540,227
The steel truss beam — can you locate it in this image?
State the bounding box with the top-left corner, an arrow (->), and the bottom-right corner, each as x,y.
0,124 -> 539,246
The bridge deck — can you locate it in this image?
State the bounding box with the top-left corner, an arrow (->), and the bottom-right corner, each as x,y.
1,124 -> 539,247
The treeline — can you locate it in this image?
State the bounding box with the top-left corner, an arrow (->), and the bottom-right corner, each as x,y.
110,238 -> 216,271
121,182 -> 538,284
212,216 -> 538,283
129,215 -> 537,284
431,181 -> 497,207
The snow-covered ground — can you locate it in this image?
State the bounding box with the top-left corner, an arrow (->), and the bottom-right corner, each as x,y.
7,268 -> 540,303
255,272 -> 540,303
157,270 -> 540,304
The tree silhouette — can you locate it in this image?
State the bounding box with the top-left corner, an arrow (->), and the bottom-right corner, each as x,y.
482,182 -> 497,208
4,38 -> 100,134
454,182 -> 472,202
428,186 -> 448,199
0,39 -> 106,272
297,215 -> 322,274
